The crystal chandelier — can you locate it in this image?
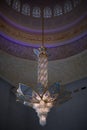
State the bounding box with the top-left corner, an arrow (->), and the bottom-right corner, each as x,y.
16,52 -> 60,126
16,8 -> 60,126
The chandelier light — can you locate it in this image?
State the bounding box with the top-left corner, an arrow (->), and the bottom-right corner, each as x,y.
16,8 -> 60,126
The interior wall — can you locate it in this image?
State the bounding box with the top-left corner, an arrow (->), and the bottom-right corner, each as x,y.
48,50 -> 87,85
0,77 -> 87,130
0,50 -> 87,87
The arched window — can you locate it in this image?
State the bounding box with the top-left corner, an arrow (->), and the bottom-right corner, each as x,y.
12,0 -> 21,12
6,0 -> 11,5
64,1 -> 72,13
22,4 -> 30,16
73,0 -> 81,7
32,7 -> 41,18
44,7 -> 52,18
54,5 -> 62,16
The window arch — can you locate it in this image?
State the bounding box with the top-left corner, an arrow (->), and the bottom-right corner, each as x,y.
32,7 -> 41,18
73,0 -> 81,7
22,4 -> 30,16
12,0 -> 21,12
54,5 -> 62,16
64,1 -> 72,13
6,0 -> 11,5
44,7 -> 52,18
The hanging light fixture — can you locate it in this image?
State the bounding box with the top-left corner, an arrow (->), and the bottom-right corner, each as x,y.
16,7 -> 60,126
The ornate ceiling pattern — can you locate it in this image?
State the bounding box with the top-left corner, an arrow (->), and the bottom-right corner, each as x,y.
0,0 -> 87,60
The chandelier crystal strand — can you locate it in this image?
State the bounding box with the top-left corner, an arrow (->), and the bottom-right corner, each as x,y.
36,8 -> 49,125
38,46 -> 48,88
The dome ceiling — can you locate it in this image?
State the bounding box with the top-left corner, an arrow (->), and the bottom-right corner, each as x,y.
0,0 -> 87,60
6,0 -> 81,6
5,0 -> 82,18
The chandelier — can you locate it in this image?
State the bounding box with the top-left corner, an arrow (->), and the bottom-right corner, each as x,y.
16,8 -> 60,126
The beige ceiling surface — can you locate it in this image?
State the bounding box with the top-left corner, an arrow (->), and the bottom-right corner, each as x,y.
0,50 -> 87,87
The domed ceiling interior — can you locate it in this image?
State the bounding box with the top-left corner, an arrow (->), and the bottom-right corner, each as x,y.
0,0 -> 87,87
